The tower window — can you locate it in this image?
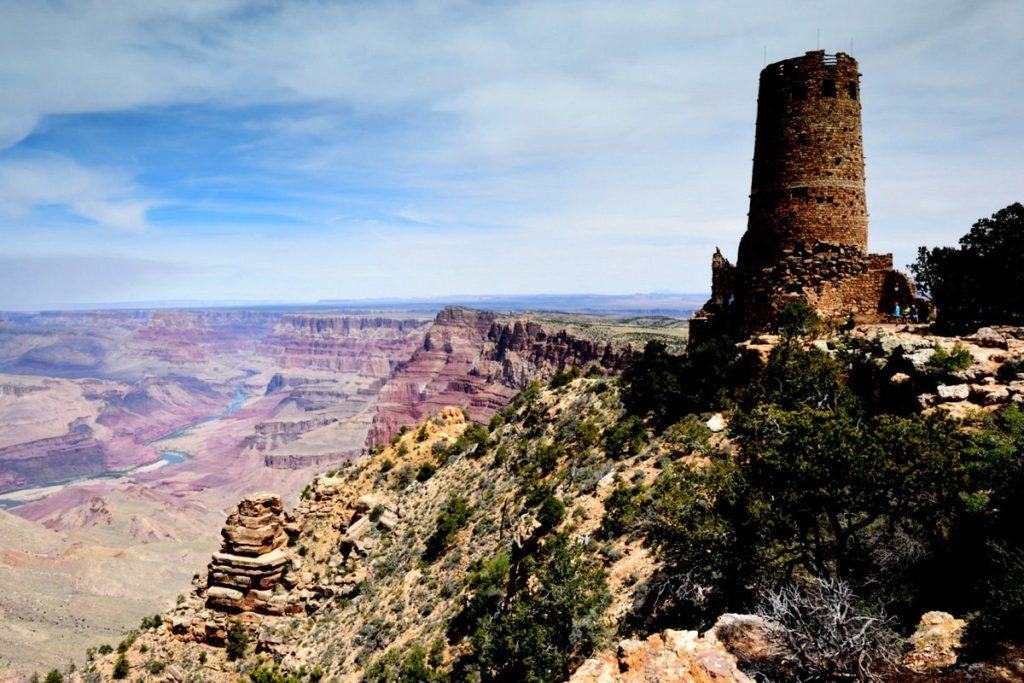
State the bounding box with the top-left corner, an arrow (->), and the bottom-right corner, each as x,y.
822,79 -> 837,97
792,82 -> 807,101
792,187 -> 808,198
847,81 -> 858,99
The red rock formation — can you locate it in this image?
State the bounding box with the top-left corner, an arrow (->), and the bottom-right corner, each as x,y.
203,494 -> 300,617
259,315 -> 427,373
0,421 -> 107,492
367,307 -> 631,446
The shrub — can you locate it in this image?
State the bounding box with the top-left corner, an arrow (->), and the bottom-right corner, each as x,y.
536,493 -> 566,532
43,671 -> 63,683
455,551 -> 511,635
393,464 -> 415,490
148,661 -> 166,675
423,495 -> 472,562
469,533 -> 610,681
380,459 -> 395,473
758,578 -> 902,682
600,482 -> 647,538
602,416 -> 646,459
369,504 -> 385,523
116,632 -> 137,654
111,654 -> 129,680
511,382 -> 543,411
139,613 -> 162,630
912,203 -> 1024,332
449,422 -> 490,460
366,645 -> 442,682
416,462 -> 437,482
755,337 -> 851,412
662,416 -> 713,456
620,339 -> 743,428
925,342 -> 973,375
225,621 -> 249,661
549,366 -> 580,389
98,644 -> 113,655
248,663 -> 303,683
776,300 -> 821,339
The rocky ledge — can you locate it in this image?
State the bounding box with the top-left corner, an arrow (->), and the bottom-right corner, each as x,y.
173,493 -> 302,645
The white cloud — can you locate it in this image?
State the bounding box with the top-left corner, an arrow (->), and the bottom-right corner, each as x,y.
0,156 -> 154,232
0,0 -> 1020,305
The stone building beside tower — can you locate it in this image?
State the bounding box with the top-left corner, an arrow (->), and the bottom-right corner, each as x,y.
690,51 -> 926,343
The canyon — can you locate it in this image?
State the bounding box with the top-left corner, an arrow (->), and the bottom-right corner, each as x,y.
0,303 -> 690,677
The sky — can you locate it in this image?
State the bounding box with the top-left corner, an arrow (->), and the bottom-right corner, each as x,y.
0,0 -> 1021,310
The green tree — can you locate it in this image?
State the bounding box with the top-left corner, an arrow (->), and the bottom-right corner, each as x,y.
471,533 -> 610,682
620,339 -> 742,428
423,495 -> 472,561
225,620 -> 249,661
912,203 -> 1024,331
111,654 -> 129,680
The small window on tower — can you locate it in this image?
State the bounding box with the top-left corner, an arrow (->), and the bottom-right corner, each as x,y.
822,79 -> 837,97
835,156 -> 843,165
792,187 -> 808,198
792,82 -> 807,101
799,133 -> 811,146
848,81 -> 858,99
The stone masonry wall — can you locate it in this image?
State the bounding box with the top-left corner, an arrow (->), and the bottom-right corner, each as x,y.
739,51 -> 866,272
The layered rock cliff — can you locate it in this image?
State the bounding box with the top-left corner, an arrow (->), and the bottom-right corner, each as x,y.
0,420 -> 107,492
367,306 -> 632,446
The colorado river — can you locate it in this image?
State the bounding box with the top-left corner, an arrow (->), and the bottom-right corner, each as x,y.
0,388 -> 247,509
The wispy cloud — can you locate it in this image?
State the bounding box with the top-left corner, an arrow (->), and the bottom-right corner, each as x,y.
0,155 -> 154,231
0,0 -> 1020,306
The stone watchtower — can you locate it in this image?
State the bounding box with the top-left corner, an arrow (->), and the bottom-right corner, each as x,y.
739,52 -> 866,271
691,51 -> 925,343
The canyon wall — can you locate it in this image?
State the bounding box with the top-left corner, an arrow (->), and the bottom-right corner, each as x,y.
367,306 -> 632,446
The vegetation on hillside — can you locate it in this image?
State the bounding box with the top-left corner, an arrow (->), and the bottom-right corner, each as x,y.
617,328 -> 1024,674
81,282 -> 1024,682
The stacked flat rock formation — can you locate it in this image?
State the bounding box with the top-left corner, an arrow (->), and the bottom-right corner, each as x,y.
205,493 -> 298,616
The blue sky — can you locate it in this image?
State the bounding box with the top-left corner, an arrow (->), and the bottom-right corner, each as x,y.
0,0 -> 1021,309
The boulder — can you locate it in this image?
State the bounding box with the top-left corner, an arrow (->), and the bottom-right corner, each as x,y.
569,629 -> 753,683
708,613 -> 778,665
905,611 -> 966,673
377,509 -> 400,531
355,494 -> 382,513
936,384 -> 970,402
970,384 -> 1010,405
972,327 -> 1009,349
706,414 -> 727,433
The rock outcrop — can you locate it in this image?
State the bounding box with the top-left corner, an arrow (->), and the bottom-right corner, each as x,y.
175,493 -> 302,645
569,629 -> 753,683
905,611 -> 966,674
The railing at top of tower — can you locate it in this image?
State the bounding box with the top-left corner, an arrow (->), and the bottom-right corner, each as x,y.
822,53 -> 839,65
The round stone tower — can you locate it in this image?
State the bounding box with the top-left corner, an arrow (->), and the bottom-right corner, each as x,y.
737,51 -> 867,273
